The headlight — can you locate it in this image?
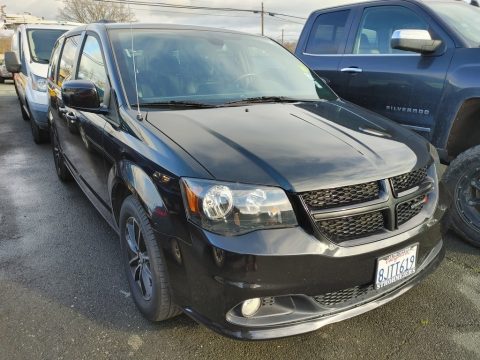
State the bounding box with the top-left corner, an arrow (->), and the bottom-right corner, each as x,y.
31,73 -> 47,92
181,178 -> 297,235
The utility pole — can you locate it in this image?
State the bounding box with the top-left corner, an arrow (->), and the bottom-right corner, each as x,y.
281,29 -> 284,44
261,2 -> 264,36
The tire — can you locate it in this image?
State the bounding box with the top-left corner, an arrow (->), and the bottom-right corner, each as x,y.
119,195 -> 181,321
443,145 -> 480,247
31,118 -> 49,144
51,125 -> 72,182
0,77 -> 4,84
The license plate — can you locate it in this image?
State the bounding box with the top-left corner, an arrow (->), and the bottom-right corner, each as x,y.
375,244 -> 418,289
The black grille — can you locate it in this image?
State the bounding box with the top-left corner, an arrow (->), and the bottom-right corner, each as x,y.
390,167 -> 427,195
314,284 -> 375,307
302,181 -> 380,210
397,195 -> 427,226
316,211 -> 385,243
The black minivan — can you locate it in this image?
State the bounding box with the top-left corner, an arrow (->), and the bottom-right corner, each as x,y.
47,23 -> 447,340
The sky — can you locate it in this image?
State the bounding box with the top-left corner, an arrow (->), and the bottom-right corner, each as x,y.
0,0 -> 363,41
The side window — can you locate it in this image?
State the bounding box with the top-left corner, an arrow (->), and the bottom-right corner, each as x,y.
305,10 -> 350,55
48,39 -> 63,82
77,35 -> 108,104
354,6 -> 429,54
57,35 -> 81,86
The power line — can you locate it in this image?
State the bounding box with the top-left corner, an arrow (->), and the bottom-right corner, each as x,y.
266,15 -> 304,26
131,7 -> 255,18
91,0 -> 306,20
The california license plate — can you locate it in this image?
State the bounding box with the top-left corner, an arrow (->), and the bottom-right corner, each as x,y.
375,244 -> 418,289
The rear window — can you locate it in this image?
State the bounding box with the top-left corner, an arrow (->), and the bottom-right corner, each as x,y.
305,10 -> 350,55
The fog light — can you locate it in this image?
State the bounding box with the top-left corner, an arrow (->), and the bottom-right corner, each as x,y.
241,298 -> 261,318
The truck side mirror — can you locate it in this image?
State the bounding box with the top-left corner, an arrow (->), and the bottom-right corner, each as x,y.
391,29 -> 442,55
4,52 -> 21,73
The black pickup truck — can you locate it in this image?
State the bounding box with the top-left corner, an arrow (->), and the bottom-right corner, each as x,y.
296,0 -> 480,246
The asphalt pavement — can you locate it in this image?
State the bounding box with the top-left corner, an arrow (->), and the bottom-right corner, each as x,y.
1,82 -> 480,360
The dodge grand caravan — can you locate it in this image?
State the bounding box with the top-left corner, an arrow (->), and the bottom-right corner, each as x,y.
47,23 -> 447,340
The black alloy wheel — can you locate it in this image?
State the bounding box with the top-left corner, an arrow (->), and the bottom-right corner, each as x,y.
119,195 -> 181,321
125,216 -> 153,300
444,145 -> 480,247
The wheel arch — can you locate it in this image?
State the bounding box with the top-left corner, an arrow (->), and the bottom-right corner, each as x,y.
446,97 -> 480,160
109,159 -> 176,237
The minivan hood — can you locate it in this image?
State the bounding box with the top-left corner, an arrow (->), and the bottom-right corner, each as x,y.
146,100 -> 431,192
28,61 -> 48,78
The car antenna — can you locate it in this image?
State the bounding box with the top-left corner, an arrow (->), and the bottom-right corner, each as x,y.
129,6 -> 143,121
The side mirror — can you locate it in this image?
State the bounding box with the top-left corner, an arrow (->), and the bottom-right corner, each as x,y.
61,80 -> 105,112
4,52 -> 21,73
391,29 -> 442,55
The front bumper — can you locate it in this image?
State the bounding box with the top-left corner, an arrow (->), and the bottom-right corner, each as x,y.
26,88 -> 48,127
184,237 -> 444,340
28,101 -> 48,128
163,193 -> 446,340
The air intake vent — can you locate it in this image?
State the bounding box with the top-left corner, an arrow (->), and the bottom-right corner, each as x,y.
302,181 -> 380,210
316,211 -> 385,243
397,195 -> 427,225
390,167 -> 427,195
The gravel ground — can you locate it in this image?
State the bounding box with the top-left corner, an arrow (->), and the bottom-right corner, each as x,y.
0,82 -> 479,360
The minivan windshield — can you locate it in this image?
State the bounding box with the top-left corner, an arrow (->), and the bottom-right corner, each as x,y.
27,29 -> 67,63
109,29 -> 337,107
428,2 -> 480,47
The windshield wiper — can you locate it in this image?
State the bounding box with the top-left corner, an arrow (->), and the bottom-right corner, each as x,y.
134,100 -> 218,109
224,96 -> 312,105
31,56 -> 49,64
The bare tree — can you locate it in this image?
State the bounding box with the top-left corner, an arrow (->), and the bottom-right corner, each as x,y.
58,0 -> 135,23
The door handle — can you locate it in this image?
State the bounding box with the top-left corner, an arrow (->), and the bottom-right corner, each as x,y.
340,67 -> 363,73
65,112 -> 77,122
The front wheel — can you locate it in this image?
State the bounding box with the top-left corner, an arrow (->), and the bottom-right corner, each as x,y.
31,119 -> 49,144
119,195 -> 181,321
443,145 -> 480,247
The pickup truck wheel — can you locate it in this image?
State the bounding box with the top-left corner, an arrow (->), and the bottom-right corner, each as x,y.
443,145 -> 480,247
119,195 -> 181,321
51,126 -> 72,182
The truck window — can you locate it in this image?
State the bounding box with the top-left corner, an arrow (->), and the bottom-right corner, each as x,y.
57,35 -> 81,87
354,6 -> 429,54
305,10 -> 350,55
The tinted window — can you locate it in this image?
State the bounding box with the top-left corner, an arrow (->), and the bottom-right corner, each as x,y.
27,29 -> 67,63
109,29 -> 337,106
354,6 -> 429,54
48,39 -> 63,82
77,36 -> 108,104
58,35 -> 81,86
305,10 -> 350,55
